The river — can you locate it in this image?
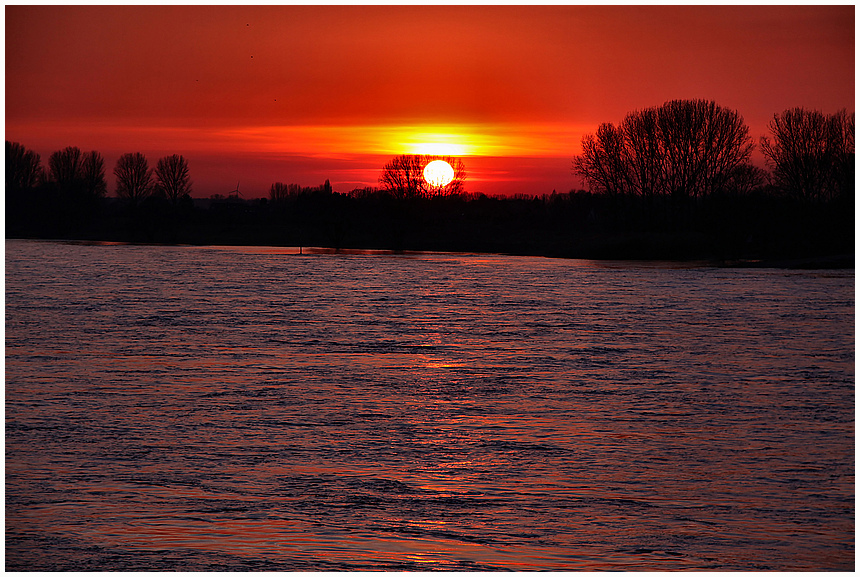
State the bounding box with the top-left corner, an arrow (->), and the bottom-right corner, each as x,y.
5,239 -> 854,570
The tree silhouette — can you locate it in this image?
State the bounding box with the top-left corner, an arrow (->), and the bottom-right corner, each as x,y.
760,108 -> 855,203
575,123 -> 627,196
6,141 -> 42,193
47,146 -> 106,200
155,154 -> 192,205
80,151 -> 107,199
114,152 -> 154,205
722,163 -> 768,196
830,109 -> 855,201
269,182 -> 308,203
379,154 -> 425,199
269,182 -> 290,203
574,99 -> 754,199
48,146 -> 83,193
379,154 -> 466,199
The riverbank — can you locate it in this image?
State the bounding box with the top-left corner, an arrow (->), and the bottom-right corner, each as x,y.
10,237 -> 853,270
6,190 -> 854,268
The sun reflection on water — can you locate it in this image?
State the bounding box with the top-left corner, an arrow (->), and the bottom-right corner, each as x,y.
5,241 -> 855,571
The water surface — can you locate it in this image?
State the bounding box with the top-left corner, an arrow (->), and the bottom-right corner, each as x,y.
5,240 -> 854,570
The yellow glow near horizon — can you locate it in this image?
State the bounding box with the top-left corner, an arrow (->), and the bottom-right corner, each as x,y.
370,123 -> 587,158
217,124 -> 500,157
391,126 -> 515,157
402,133 -> 469,156
408,142 -> 468,156
14,121 -> 587,159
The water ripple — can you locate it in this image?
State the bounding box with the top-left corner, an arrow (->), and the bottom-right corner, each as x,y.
5,240 -> 854,570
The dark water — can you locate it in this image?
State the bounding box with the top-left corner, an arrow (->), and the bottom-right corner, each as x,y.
5,239 -> 854,571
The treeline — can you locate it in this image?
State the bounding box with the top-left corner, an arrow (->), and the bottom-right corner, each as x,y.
187,187 -> 851,263
7,144 -> 194,238
572,100 -> 853,204
5,101 -> 855,264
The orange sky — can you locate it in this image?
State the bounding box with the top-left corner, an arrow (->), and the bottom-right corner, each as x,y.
5,5 -> 855,197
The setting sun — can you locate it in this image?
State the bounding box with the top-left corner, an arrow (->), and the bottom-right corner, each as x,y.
423,159 -> 455,187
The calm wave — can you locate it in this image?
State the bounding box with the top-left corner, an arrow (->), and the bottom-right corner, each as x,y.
5,240 -> 854,570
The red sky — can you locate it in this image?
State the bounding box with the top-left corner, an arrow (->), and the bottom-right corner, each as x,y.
5,5 -> 855,198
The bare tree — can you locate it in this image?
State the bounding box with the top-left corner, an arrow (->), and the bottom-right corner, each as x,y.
48,146 -> 83,193
155,154 -> 192,205
379,154 -> 425,199
574,100 -> 754,199
722,163 -> 768,196
622,109 -> 662,198
830,109 -> 855,200
269,182 -> 290,203
114,152 -> 154,205
80,151 -> 107,199
655,100 -> 754,199
573,123 -> 627,196
379,154 -> 466,199
47,146 -> 106,200
269,182 -> 327,203
760,108 -> 855,203
6,141 -> 42,192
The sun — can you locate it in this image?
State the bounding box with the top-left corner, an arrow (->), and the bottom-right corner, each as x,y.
423,160 -> 455,187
